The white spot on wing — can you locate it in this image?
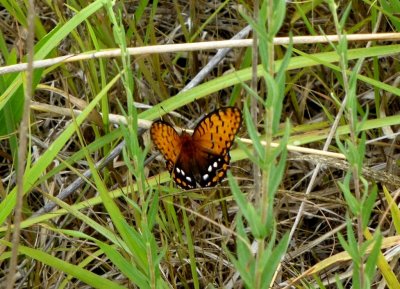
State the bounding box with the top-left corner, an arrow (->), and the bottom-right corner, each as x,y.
176,167 -> 181,174
203,174 -> 209,181
186,176 -> 192,182
208,165 -> 212,172
213,161 -> 218,168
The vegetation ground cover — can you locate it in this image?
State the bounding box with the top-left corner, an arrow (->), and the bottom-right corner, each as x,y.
0,1 -> 400,288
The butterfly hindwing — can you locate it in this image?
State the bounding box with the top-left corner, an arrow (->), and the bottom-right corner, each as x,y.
171,160 -> 197,189
198,153 -> 230,187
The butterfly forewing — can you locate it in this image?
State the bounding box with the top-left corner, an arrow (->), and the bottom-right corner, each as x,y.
192,107 -> 242,187
150,121 -> 182,172
192,107 -> 242,156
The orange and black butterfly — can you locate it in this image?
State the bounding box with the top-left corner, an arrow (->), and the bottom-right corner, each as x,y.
150,107 -> 242,189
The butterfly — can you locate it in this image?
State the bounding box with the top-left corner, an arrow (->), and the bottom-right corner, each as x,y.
150,107 -> 242,189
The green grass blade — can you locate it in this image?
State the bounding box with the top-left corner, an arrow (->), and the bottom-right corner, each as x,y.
0,240 -> 126,289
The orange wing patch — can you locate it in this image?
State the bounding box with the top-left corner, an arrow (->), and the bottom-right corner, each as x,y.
192,107 -> 242,155
150,121 -> 181,172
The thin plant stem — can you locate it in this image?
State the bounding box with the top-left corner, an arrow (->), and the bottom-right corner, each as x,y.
6,1 -> 35,288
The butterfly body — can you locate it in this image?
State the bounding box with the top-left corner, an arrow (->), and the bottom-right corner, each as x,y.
150,107 -> 242,189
